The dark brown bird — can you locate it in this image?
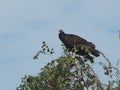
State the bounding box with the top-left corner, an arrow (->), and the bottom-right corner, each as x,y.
58,30 -> 100,63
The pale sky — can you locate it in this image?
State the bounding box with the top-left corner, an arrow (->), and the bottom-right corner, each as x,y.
0,0 -> 120,90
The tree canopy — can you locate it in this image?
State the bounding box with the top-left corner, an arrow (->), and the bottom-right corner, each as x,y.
17,42 -> 120,90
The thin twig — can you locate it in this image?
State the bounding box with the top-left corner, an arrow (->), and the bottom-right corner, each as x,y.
100,51 -> 120,74
99,51 -> 111,65
116,59 -> 120,66
33,50 -> 42,59
90,67 -> 105,90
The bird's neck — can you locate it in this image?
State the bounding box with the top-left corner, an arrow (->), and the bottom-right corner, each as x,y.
59,32 -> 65,39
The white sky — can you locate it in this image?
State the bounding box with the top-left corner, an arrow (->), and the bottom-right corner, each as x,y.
0,0 -> 120,89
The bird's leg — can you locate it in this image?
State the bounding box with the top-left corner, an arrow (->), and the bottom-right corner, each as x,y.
84,55 -> 94,63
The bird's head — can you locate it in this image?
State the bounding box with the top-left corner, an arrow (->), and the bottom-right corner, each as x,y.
58,29 -> 64,33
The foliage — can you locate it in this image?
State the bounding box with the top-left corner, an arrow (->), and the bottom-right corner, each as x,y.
17,42 -> 120,90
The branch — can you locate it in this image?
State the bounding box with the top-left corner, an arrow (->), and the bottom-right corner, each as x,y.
90,67 -> 105,89
33,42 -> 54,59
100,51 -> 120,74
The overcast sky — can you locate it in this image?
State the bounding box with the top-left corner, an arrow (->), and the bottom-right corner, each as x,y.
0,0 -> 120,90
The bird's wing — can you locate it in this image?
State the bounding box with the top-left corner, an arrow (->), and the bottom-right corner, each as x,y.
61,34 -> 95,50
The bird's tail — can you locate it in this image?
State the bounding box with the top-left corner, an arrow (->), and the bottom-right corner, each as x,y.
91,49 -> 100,57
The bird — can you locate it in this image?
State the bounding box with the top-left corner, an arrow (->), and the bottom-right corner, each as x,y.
58,30 -> 100,63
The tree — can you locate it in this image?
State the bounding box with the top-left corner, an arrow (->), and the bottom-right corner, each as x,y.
17,42 -> 120,90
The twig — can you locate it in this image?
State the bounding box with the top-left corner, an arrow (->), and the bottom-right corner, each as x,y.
33,50 -> 42,59
90,67 -> 105,90
100,51 -> 120,74
81,70 -> 89,90
99,51 -> 111,65
116,59 -> 120,66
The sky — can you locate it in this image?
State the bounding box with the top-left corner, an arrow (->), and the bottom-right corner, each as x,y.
0,0 -> 120,90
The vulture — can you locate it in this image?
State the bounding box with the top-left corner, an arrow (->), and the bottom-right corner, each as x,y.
58,30 -> 100,63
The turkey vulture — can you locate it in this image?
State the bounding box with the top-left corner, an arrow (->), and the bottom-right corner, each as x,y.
58,30 -> 100,63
